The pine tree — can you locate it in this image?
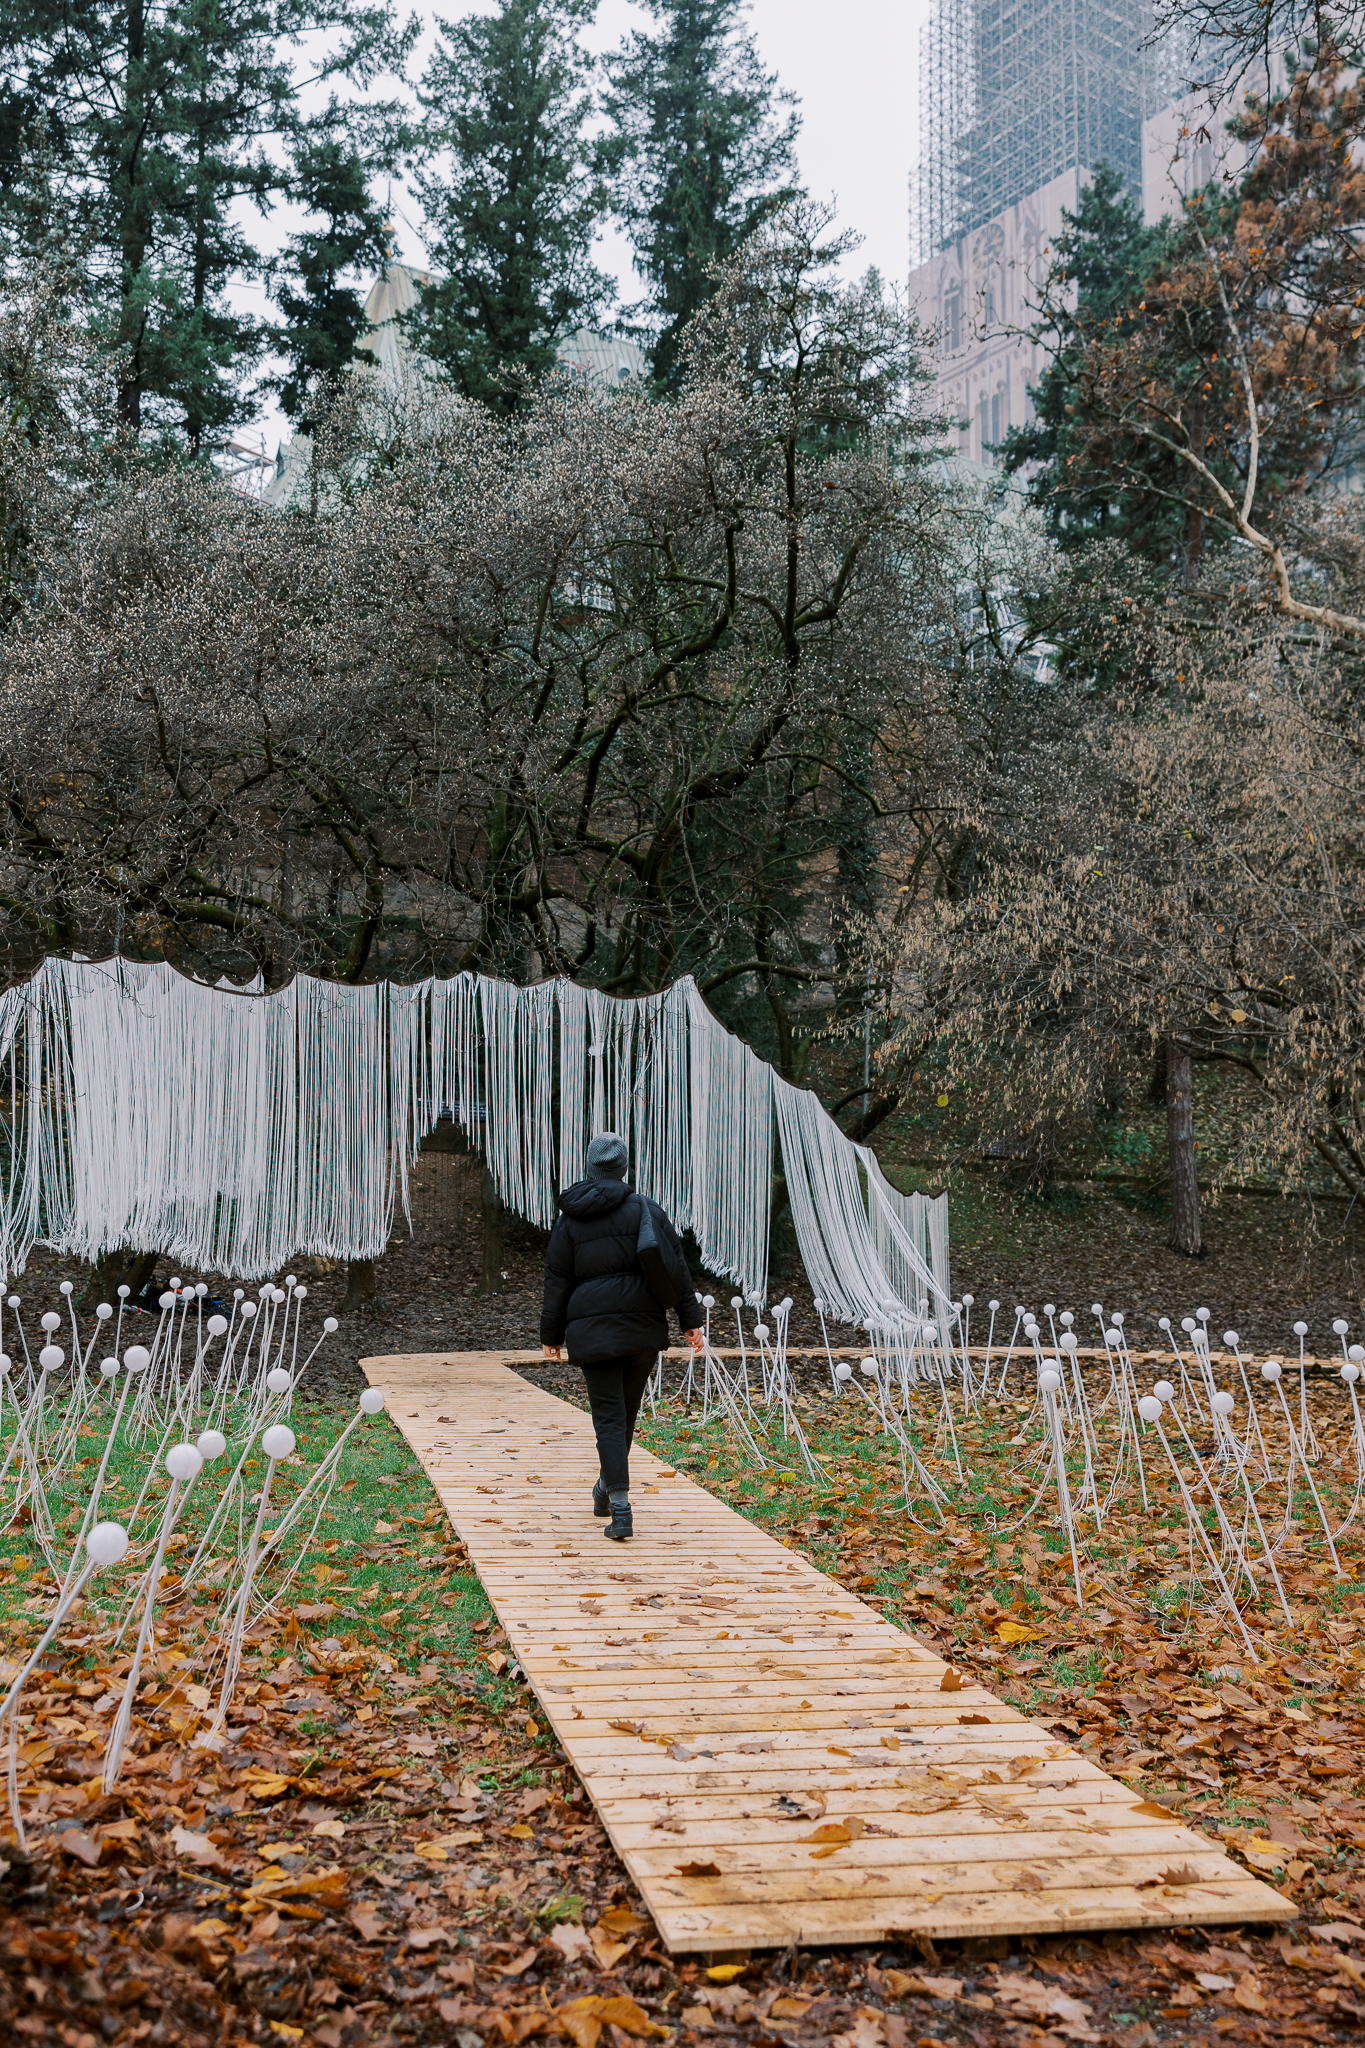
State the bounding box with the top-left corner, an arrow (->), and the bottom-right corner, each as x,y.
0,0 -> 410,444
601,0 -> 801,387
1000,162 -> 1174,556
407,0 -> 611,411
269,126 -> 391,428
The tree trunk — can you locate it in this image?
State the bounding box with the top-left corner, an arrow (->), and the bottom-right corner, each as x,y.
481,1167 -> 504,1294
1165,1034 -> 1202,1256
81,1246 -> 159,1310
341,1257 -> 379,1312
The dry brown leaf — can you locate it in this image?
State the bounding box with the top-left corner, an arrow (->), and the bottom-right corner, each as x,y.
598,1906 -> 651,1937
590,1928 -> 630,1970
500,1947 -> 540,1976
406,1924 -> 454,1951
549,1923 -> 594,1963
57,1829 -> 102,1868
168,1826 -> 226,1868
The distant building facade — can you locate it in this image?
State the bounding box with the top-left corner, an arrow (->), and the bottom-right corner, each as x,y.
908,0 -> 1192,463
265,264 -> 646,508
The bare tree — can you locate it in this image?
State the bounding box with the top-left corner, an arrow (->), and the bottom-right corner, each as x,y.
862,549 -> 1365,1249
0,204 -> 982,1107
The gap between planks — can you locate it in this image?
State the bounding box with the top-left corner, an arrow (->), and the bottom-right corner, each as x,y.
361,1351 -> 1296,1954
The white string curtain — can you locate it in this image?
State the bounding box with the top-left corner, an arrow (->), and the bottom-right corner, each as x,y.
683,981 -> 772,1298
0,959 -> 949,1322
0,974 -> 45,1277
772,1077 -> 899,1328
859,1153 -> 954,1318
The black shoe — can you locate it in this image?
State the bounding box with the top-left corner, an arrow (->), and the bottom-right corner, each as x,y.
592,1480 -> 610,1518
603,1502 -> 633,1542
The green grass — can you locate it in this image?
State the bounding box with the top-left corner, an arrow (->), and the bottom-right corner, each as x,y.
0,1397 -> 512,1691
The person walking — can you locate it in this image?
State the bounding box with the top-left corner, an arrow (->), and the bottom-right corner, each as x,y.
541,1131 -> 705,1541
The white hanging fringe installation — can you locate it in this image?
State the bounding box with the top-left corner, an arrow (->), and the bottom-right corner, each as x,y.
0,958 -> 950,1327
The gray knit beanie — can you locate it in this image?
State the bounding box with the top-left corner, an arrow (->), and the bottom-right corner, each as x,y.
586,1130 -> 628,1181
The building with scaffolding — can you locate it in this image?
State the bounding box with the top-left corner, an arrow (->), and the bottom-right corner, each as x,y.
909,0 -> 1181,465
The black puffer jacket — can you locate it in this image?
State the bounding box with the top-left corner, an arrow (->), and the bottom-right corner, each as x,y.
540,1177 -> 704,1362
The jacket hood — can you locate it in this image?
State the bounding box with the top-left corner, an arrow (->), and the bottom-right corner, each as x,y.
558,1176 -> 634,1219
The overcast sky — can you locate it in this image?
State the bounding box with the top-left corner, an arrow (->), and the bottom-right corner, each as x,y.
581,0 -> 930,301
242,0 -> 933,456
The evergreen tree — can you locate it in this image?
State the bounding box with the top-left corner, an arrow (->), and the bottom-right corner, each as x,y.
0,0 -> 410,444
269,124 -> 392,428
601,0 -> 801,387
407,0 -> 611,411
1001,162 -> 1174,556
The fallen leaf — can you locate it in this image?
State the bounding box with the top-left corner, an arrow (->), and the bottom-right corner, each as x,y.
550,1924 -> 594,1962
676,1860 -> 721,1877
558,1994 -> 667,2048
245,1773 -> 292,1800
312,1818 -> 346,1840
939,1668 -> 964,1692
831,2013 -> 883,2048
415,1830 -> 482,1859
169,1826 -> 226,1869
1130,1801 -> 1180,1821
993,1977 -> 1098,2035
1233,1981 -> 1269,2014
242,1869 -> 347,1907
58,1829 -> 102,1868
507,1823 -> 534,1839
500,1947 -> 540,1976
706,1965 -> 747,1984
406,1924 -> 453,1951
897,1974 -> 964,2000
770,1997 -> 813,2019
591,1928 -> 630,1970
599,1907 -> 651,1937
995,1621 -> 1044,1645
350,1906 -> 386,1941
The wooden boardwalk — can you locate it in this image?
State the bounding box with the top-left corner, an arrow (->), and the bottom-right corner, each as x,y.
361,1351 -> 1295,1955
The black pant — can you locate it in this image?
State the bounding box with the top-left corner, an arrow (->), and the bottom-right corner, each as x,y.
579,1350 -> 658,1493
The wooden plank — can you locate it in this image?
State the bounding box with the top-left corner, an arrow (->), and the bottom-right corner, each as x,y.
362,1350 -> 1297,1954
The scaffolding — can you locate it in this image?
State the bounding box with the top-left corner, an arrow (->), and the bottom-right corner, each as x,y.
912,0 -> 1172,263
